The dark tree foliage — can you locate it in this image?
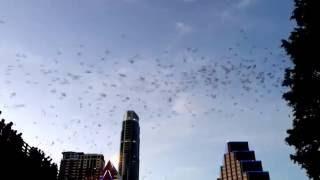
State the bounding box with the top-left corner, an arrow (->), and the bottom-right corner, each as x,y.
0,111 -> 58,180
282,0 -> 320,179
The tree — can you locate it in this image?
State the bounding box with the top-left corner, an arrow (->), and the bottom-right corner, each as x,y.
0,111 -> 58,180
281,0 -> 320,179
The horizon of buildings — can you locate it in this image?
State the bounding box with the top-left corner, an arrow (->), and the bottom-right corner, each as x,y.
58,111 -> 270,180
58,110 -> 140,180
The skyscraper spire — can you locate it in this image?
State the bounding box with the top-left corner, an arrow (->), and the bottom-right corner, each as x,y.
101,161 -> 118,180
118,111 -> 140,180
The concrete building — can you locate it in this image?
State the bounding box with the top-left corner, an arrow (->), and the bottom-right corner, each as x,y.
217,142 -> 270,180
59,152 -> 105,180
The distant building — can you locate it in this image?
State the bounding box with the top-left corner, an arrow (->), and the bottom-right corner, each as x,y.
58,152 -> 84,180
59,152 -> 105,180
217,142 -> 270,180
118,111 -> 140,180
100,161 -> 119,180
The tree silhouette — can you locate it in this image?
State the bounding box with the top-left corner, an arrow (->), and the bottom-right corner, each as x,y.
0,111 -> 58,180
281,0 -> 320,179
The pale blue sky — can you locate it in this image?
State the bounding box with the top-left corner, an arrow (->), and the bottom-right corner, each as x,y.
0,0 -> 307,179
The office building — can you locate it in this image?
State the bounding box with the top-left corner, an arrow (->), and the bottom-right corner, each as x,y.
118,111 -> 140,180
217,142 -> 270,180
59,152 -> 105,180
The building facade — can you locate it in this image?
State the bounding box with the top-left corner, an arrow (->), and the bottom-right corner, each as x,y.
118,111 -> 140,180
217,142 -> 270,180
100,161 -> 119,180
59,152 -> 105,180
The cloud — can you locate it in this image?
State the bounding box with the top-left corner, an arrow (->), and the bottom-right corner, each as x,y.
216,0 -> 257,24
183,0 -> 196,2
175,22 -> 193,35
172,167 -> 204,179
237,0 -> 255,9
172,96 -> 190,114
172,92 -> 209,115
122,0 -> 140,3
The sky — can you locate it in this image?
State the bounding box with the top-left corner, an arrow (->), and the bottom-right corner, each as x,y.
0,0 -> 308,179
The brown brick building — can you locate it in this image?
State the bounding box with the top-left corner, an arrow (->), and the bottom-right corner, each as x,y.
217,142 -> 270,180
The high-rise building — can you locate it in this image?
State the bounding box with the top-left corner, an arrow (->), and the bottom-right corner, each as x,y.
58,152 -> 105,180
81,154 -> 105,180
59,152 -> 84,180
217,142 -> 270,180
118,111 -> 140,180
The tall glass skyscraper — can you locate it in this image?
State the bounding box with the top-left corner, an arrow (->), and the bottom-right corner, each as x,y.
118,111 -> 140,180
